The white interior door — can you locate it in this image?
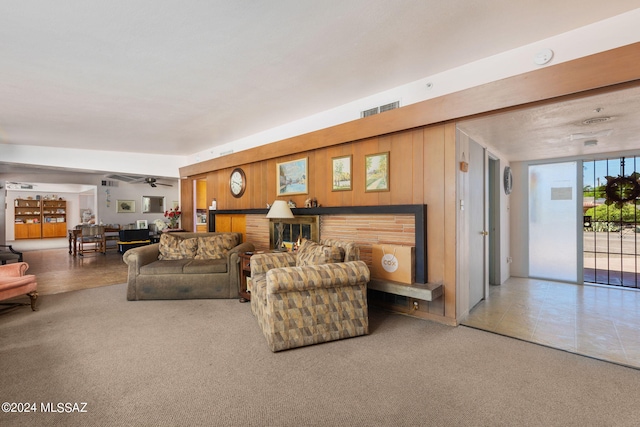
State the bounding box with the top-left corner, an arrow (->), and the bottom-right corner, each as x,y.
469,140 -> 487,308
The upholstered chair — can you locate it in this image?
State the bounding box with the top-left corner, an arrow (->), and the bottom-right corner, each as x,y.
0,262 -> 38,311
250,240 -> 369,352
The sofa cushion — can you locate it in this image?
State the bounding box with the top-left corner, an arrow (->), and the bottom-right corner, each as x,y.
183,259 -> 228,274
158,234 -> 198,260
195,234 -> 238,260
180,238 -> 198,258
296,239 -> 344,267
319,239 -> 359,261
140,259 -> 191,275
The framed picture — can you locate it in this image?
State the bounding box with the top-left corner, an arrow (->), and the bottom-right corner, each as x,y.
136,220 -> 148,229
332,155 -> 352,191
117,200 -> 136,213
277,157 -> 308,196
365,152 -> 390,192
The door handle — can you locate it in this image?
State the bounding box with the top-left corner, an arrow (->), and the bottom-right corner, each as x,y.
480,231 -> 489,236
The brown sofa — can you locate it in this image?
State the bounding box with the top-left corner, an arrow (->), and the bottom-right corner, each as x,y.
124,232 -> 254,300
250,239 -> 369,352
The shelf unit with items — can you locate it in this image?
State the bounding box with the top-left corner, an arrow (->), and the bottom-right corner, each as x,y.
14,199 -> 42,239
41,200 -> 67,238
13,197 -> 68,239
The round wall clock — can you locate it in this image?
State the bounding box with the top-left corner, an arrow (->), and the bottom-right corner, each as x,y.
503,166 -> 513,195
230,167 -> 246,198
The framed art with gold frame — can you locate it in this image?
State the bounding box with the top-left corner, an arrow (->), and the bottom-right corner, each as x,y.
365,152 -> 389,192
331,155 -> 352,191
277,157 -> 308,196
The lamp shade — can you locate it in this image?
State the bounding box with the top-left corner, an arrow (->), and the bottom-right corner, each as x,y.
266,200 -> 294,219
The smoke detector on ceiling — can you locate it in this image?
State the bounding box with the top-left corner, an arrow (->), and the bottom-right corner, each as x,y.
533,48 -> 554,65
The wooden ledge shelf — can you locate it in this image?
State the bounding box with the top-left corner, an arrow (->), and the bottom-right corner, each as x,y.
368,278 -> 442,302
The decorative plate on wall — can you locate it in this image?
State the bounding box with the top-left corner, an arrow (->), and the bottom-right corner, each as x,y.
503,166 -> 513,195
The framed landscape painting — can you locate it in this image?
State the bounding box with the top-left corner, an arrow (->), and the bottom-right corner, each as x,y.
332,155 -> 352,191
365,152 -> 389,192
277,157 -> 308,196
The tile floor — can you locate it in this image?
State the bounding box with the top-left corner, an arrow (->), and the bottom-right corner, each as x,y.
463,277 -> 640,369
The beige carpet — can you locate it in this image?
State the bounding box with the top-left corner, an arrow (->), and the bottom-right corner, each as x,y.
1,284 -> 640,426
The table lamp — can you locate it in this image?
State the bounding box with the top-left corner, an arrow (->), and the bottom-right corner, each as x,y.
266,200 -> 294,250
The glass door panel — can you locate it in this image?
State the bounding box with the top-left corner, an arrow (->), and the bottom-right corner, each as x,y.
529,162 -> 578,282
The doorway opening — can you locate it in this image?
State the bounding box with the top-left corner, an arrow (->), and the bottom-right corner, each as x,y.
583,156 -> 640,288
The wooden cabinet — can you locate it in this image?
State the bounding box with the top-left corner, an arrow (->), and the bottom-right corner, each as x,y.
41,200 -> 67,237
42,222 -> 68,238
212,214 -> 246,241
14,198 -> 67,239
14,199 -> 42,239
15,223 -> 42,239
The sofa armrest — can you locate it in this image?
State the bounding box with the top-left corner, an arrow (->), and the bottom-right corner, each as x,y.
0,262 -> 28,277
227,242 -> 255,283
122,243 -> 160,272
228,242 -> 255,259
265,261 -> 370,294
250,252 -> 296,277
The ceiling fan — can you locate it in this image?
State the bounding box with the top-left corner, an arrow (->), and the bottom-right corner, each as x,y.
143,177 -> 172,188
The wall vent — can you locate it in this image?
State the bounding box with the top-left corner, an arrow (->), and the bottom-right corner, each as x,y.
379,101 -> 400,113
361,107 -> 379,118
106,174 -> 141,183
361,101 -> 400,118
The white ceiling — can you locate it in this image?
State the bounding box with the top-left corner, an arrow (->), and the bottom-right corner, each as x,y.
1,0 -> 639,166
458,83 -> 640,162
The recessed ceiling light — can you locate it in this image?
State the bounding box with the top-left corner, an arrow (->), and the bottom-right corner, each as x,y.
584,139 -> 598,147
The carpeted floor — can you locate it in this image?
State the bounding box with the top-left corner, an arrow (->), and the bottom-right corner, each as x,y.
2,283 -> 640,426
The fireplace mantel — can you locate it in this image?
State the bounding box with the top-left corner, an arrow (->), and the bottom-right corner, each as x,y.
209,205 -> 427,283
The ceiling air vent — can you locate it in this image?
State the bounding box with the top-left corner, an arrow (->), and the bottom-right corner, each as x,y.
379,101 -> 400,113
361,107 -> 379,118
106,174 -> 142,183
361,101 -> 400,118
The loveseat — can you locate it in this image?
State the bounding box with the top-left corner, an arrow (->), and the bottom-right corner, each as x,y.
124,232 -> 254,300
250,239 -> 370,352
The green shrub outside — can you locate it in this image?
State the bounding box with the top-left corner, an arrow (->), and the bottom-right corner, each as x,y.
585,203 -> 640,223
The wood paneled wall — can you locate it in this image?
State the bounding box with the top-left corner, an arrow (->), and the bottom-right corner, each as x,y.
195,126 -> 438,212
180,43 -> 640,324
184,122 -> 458,322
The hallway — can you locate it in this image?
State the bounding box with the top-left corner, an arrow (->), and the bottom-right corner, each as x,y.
464,277 -> 640,369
